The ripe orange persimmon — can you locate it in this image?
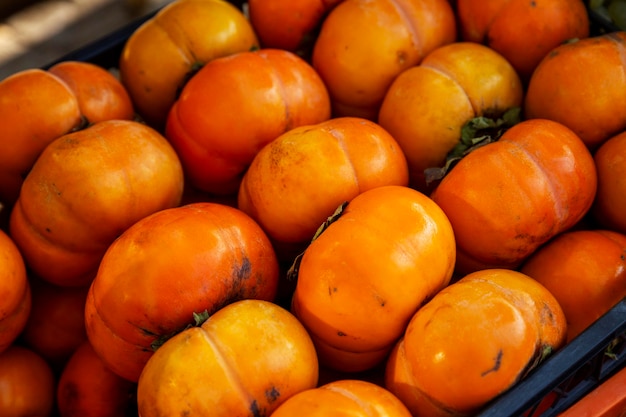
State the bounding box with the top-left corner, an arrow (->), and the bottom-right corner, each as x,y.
525,32 -> 626,150
20,277 -> 89,371
47,60 -> 135,123
137,299 -> 318,417
312,0 -> 457,120
385,269 -> 567,416
431,118 -> 597,275
0,229 -> 30,354
520,229 -> 626,342
456,0 -> 589,83
0,345 -> 56,417
378,41 -> 523,192
85,202 -> 280,382
57,341 -> 137,417
592,130 -> 626,235
9,120 -> 184,287
291,185 -> 456,373
119,0 -> 259,130
166,48 -> 331,195
248,0 -> 342,53
270,379 -> 412,416
238,117 -> 409,263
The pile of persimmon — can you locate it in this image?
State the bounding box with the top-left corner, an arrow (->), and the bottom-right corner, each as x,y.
1,0 -> 626,416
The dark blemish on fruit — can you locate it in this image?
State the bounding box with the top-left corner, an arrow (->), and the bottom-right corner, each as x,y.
235,257 -> 252,281
266,386 -> 280,403
250,400 -> 263,417
481,349 -> 503,376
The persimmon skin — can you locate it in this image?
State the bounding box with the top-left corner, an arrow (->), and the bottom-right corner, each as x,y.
48,60 -> 135,123
430,119 -> 597,275
137,299 -> 318,417
166,48 -> 331,195
270,379 -> 413,416
0,229 -> 31,354
119,0 -> 259,129
592,131 -> 626,235
85,202 -> 280,382
312,0 -> 457,120
248,0 -> 342,52
20,278 -> 89,371
0,345 -> 56,417
386,269 -> 567,416
291,185 -> 456,373
57,341 -> 137,417
524,32 -> 626,150
238,117 -> 409,262
521,229 -> 626,342
378,41 -> 523,192
0,69 -> 82,206
457,0 -> 589,83
9,120 -> 184,287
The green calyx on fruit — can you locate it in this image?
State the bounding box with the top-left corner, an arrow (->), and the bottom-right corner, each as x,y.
149,309 -> 210,351
424,107 -> 521,185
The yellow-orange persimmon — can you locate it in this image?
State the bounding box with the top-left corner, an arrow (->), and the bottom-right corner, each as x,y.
378,41 -> 523,192
9,120 -> 184,287
386,269 -> 567,416
291,185 -> 456,373
137,299 -> 318,417
431,118 -> 597,275
270,379 -> 412,416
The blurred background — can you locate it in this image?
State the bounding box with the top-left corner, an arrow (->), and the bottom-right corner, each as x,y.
0,0 -> 174,79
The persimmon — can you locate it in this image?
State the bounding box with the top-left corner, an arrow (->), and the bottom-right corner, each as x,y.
0,229 -> 30,354
311,0 -> 457,120
9,120 -> 184,287
57,341 -> 137,417
456,0 -> 589,83
430,118 -> 597,275
248,0 -> 343,54
85,202 -> 280,382
20,277 -> 89,371
47,60 -> 135,123
524,32 -> 626,150
166,48 -> 331,195
137,299 -> 318,417
0,69 -> 82,206
290,185 -> 456,373
520,229 -> 626,342
269,379 -> 412,416
238,117 -> 409,263
592,130 -> 626,234
0,345 -> 56,417
385,269 -> 567,416
119,0 -> 259,129
378,41 -> 523,193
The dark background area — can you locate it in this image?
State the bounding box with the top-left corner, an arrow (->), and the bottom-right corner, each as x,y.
0,0 -> 173,79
